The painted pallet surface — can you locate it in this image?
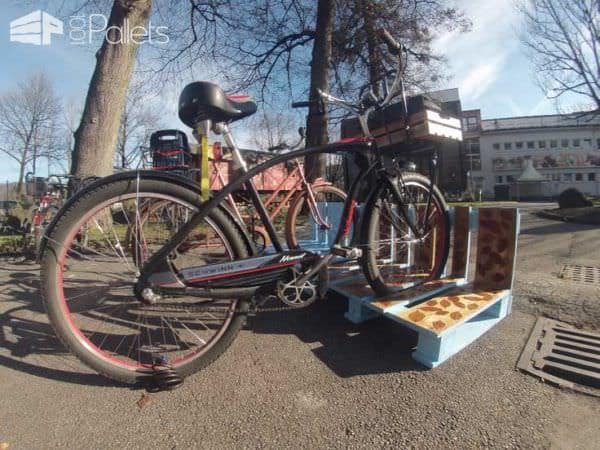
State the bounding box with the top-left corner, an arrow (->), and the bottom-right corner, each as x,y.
333,206 -> 520,369
390,207 -> 520,367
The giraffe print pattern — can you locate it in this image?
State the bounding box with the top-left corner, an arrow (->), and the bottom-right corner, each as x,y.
370,278 -> 462,310
394,286 -> 507,334
394,208 -> 518,334
474,208 -> 518,290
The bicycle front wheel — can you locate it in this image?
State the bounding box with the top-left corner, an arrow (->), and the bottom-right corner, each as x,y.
360,172 -> 450,297
41,176 -> 249,384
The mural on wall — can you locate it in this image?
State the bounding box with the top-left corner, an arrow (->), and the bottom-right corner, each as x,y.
492,152 -> 600,170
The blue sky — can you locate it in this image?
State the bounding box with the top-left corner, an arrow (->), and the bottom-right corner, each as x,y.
0,0 -> 583,182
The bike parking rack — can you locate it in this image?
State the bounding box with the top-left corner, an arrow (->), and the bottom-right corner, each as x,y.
296,202 -> 346,252
329,206 -> 520,368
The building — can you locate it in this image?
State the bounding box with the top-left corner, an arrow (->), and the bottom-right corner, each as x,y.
460,109 -> 482,195
464,112 -> 600,200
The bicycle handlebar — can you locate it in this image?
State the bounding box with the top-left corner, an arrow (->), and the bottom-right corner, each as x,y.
379,28 -> 401,55
292,27 -> 420,130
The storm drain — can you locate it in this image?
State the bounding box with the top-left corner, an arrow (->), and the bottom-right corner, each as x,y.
559,264 -> 600,285
517,317 -> 600,396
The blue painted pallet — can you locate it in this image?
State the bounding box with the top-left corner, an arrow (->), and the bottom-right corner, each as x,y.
409,292 -> 512,368
332,206 -> 520,369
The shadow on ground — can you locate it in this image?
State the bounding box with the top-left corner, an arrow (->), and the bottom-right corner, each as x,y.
250,292 -> 423,377
0,260 -> 423,386
0,262 -> 123,387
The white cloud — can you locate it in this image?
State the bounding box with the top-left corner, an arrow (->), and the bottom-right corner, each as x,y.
434,0 -> 521,103
458,55 -> 506,101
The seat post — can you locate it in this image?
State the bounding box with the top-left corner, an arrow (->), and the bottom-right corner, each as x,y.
195,119 -> 212,200
220,124 -> 248,173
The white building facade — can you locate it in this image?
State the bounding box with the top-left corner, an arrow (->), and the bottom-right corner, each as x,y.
471,113 -> 600,199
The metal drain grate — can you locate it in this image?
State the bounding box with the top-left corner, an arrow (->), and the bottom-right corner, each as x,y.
518,317 -> 600,396
559,264 -> 600,285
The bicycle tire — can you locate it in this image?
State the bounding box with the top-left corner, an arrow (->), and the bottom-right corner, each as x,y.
360,172 -> 450,297
41,176 -> 250,384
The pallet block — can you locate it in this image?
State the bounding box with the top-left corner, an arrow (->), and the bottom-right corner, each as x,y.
333,206 -> 520,369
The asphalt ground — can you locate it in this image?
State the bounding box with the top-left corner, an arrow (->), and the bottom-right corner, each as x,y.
0,205 -> 599,449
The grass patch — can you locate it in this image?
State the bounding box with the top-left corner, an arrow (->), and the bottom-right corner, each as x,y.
448,201 -> 518,207
0,234 -> 25,253
536,206 -> 600,225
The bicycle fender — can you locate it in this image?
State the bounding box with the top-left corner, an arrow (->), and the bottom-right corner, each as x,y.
37,170 -> 257,262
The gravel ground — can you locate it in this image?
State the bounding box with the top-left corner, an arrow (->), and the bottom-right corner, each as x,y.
0,208 -> 599,449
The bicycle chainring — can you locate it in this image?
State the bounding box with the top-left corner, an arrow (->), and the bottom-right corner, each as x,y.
276,268 -> 318,308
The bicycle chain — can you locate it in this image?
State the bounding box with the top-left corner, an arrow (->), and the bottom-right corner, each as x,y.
145,297 -> 313,315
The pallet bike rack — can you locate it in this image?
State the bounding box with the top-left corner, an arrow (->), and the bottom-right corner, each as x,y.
328,206 -> 520,368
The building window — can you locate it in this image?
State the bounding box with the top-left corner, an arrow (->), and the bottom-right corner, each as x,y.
573,139 -> 580,147
584,138 -> 592,147
496,175 -> 503,183
506,175 -> 515,182
516,141 -> 524,149
561,139 -> 569,147
552,174 -> 560,181
493,143 -> 500,150
504,142 -> 512,150
575,173 -> 583,181
563,173 -> 573,182
527,141 -> 535,149
589,173 -> 596,181
597,139 -> 600,150
462,118 -> 468,130
550,140 -> 557,148
538,140 -> 546,148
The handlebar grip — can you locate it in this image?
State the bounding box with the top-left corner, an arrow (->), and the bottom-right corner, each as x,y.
291,101 -> 313,109
379,28 -> 401,55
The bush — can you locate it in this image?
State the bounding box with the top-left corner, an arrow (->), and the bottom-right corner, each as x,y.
558,188 -> 593,209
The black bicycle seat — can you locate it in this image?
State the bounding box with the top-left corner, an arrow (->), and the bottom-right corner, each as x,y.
178,81 -> 257,127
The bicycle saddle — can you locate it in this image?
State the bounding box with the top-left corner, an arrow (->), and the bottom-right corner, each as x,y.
178,81 -> 257,127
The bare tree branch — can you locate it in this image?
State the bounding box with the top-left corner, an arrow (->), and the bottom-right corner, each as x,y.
518,0 -> 600,114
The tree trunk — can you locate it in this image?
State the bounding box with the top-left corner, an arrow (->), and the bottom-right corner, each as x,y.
71,0 -> 152,180
16,153 -> 27,198
304,0 -> 335,182
356,0 -> 381,95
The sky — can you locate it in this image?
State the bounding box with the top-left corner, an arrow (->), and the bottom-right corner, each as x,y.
0,0 -> 585,182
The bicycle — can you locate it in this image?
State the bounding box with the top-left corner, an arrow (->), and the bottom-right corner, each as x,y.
40,30 -> 451,385
209,131 -> 347,251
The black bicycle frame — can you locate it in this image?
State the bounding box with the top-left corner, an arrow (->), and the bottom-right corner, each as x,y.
139,138 -> 427,291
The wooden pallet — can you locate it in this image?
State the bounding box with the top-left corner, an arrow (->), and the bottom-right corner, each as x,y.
330,207 -> 520,368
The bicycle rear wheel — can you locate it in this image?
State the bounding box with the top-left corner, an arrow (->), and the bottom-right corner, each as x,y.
41,176 -> 249,384
360,172 -> 450,297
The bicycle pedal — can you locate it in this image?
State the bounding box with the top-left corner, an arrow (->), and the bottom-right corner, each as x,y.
331,245 -> 362,259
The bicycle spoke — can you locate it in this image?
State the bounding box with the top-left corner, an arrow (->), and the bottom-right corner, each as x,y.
53,189 -> 240,373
